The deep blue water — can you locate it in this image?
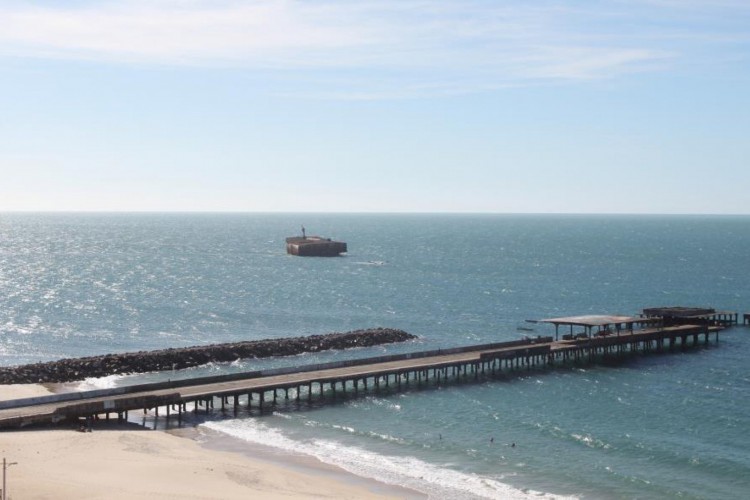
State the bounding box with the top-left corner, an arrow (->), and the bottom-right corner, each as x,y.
1,213 -> 749,498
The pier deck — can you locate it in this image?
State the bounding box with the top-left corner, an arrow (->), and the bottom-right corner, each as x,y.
0,323 -> 726,429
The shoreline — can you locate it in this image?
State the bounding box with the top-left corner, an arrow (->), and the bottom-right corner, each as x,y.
0,384 -> 425,499
179,423 -> 427,499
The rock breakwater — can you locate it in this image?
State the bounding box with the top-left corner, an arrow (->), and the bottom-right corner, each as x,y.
0,328 -> 416,384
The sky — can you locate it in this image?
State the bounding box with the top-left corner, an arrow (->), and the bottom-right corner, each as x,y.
1,0 -> 749,214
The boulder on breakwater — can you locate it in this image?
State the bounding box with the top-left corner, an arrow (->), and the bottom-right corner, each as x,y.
0,328 -> 416,384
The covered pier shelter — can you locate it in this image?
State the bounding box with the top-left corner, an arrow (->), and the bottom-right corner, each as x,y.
538,314 -> 658,341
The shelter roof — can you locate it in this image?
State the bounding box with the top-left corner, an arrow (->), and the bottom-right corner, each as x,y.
538,315 -> 641,327
642,306 -> 715,318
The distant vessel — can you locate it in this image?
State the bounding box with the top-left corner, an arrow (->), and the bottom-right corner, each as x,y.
286,226 -> 347,257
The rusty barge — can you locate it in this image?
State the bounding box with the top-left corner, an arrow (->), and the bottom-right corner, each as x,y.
286,227 -> 347,256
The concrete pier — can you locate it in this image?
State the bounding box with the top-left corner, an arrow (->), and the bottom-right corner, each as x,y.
0,321 -> 728,429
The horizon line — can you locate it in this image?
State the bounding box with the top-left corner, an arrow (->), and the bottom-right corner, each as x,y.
1,210 -> 748,217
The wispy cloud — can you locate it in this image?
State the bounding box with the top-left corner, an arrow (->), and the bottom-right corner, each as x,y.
1,1 -> 376,66
0,0 -> 745,97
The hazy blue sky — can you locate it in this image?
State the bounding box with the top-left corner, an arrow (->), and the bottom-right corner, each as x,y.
1,0 -> 748,213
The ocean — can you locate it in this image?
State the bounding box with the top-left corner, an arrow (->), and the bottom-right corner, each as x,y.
1,213 -> 749,499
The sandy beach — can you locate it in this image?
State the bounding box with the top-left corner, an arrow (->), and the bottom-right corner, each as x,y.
0,384 -> 421,499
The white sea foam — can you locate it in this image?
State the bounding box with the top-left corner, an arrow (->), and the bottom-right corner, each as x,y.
73,373 -> 129,390
571,433 -> 611,450
202,418 -> 578,500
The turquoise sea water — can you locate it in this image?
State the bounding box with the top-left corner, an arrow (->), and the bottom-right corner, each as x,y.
1,213 -> 749,499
